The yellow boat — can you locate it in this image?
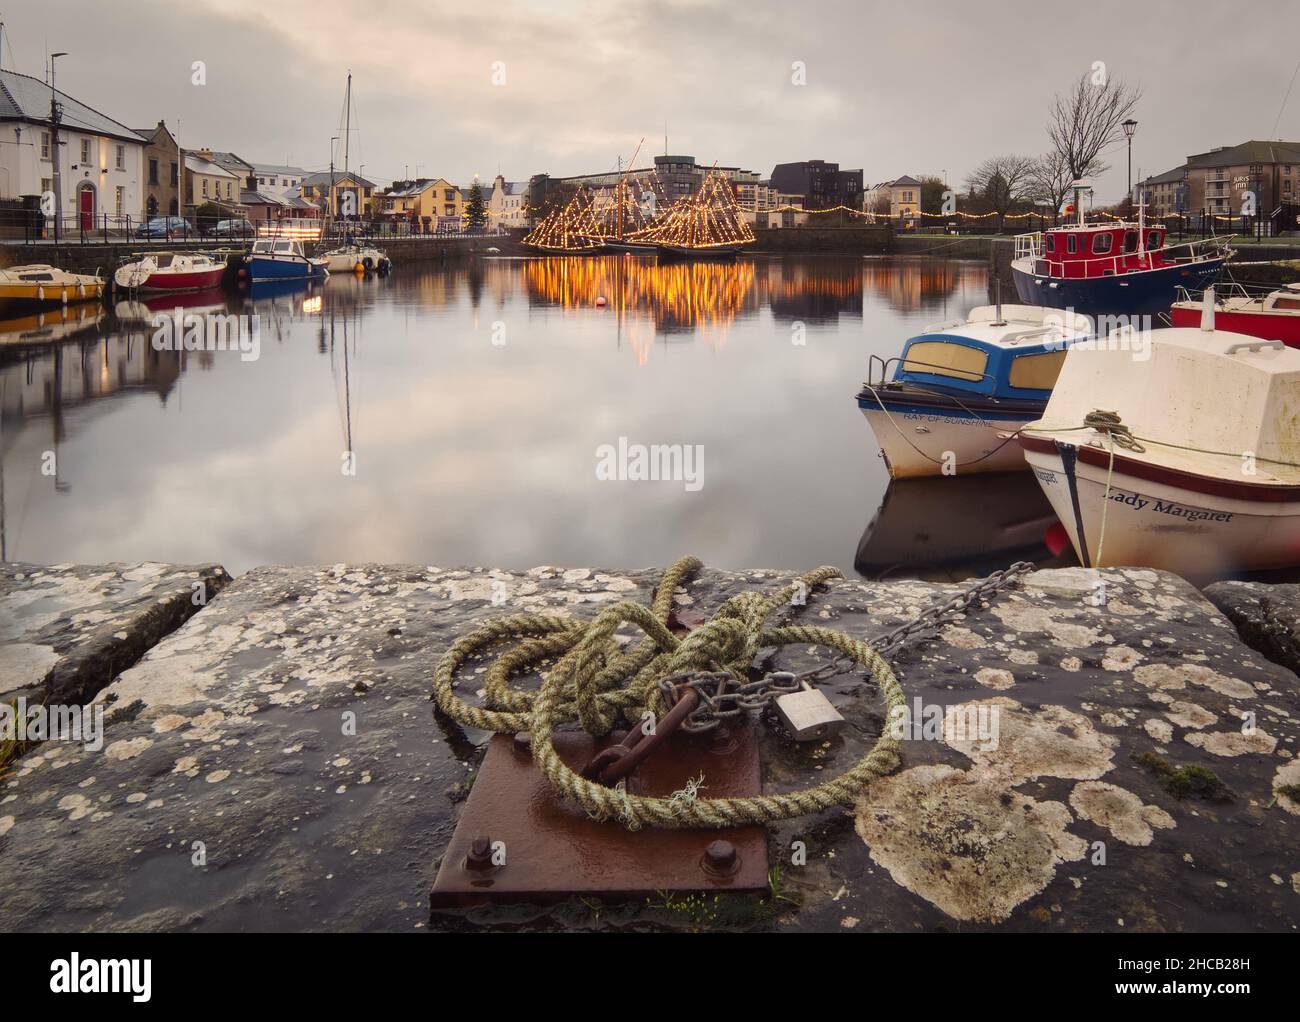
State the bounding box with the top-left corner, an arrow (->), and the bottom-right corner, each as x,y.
0,264 -> 105,306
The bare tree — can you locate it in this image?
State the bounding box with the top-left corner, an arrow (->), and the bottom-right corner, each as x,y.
1047,72 -> 1142,183
965,154 -> 1037,231
1027,149 -> 1074,225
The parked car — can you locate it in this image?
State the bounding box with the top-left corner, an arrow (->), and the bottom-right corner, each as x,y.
210,218 -> 255,239
136,216 -> 191,239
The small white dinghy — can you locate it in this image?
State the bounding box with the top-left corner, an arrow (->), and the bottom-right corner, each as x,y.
1018,293 -> 1300,576
321,243 -> 390,274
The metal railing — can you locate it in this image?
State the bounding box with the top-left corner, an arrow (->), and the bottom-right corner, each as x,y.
7,211 -> 513,246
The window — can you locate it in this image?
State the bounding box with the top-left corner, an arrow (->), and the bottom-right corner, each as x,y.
149,159 -> 159,185
202,178 -> 209,197
901,341 -> 988,383
41,132 -> 50,159
1147,231 -> 1162,248
170,162 -> 178,186
1123,230 -> 1138,253
1008,350 -> 1068,390
1091,233 -> 1113,254
80,138 -> 91,163
41,177 -> 52,195
115,145 -> 125,170
1066,235 -> 1077,254
115,186 -> 125,215
1045,234 -> 1056,253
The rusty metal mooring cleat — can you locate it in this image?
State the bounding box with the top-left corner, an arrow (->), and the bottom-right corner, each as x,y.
429,723 -> 769,908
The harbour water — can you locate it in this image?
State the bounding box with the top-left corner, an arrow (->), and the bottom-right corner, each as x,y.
1,254 -> 1026,576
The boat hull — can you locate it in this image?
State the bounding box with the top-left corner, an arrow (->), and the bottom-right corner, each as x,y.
857,391 -> 1038,478
0,281 -> 103,306
247,255 -> 328,282
656,245 -> 748,261
1020,436 -> 1300,575
114,266 -> 226,293
1168,304 -> 1300,347
1011,256 -> 1227,316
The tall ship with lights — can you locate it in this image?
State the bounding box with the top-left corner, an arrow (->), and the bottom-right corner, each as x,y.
522,190 -> 604,255
1011,188 -> 1231,316
636,168 -> 756,259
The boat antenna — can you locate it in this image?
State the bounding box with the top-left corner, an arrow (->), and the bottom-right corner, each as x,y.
991,277 -> 1006,326
1200,285 -> 1216,332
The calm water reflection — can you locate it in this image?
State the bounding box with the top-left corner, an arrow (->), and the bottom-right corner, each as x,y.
1,255 -> 1006,576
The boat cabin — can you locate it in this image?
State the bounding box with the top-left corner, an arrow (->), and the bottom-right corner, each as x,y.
891,307 -> 1093,400
1017,223 -> 1171,280
1265,283 -> 1300,311
251,239 -> 306,258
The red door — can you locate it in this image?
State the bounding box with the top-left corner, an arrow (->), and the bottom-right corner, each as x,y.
79,187 -> 95,231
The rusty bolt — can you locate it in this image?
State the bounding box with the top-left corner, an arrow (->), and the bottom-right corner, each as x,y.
703,839 -> 739,875
465,835 -> 495,872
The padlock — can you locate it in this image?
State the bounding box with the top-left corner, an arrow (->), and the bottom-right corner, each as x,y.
773,681 -> 845,741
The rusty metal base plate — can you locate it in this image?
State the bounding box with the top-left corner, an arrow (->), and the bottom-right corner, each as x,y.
429,727 -> 770,907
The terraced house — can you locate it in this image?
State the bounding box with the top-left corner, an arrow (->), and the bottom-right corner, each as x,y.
0,66 -> 145,227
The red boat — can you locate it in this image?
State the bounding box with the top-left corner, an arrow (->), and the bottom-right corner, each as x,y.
1169,283 -> 1300,348
114,252 -> 226,293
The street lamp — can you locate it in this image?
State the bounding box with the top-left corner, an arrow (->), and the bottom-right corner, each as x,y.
1122,118 -> 1138,215
49,52 -> 67,241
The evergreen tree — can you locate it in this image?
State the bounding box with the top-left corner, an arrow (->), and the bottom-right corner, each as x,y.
464,182 -> 487,231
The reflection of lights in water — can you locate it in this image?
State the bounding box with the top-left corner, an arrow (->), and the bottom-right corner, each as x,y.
302,296 -> 322,314
523,256 -> 756,338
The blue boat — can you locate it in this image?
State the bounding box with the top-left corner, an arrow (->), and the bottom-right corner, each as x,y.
1011,217 -> 1231,317
856,304 -> 1094,478
246,239 -> 329,282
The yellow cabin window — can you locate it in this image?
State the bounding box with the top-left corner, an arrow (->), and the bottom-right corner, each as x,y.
902,342 -> 988,383
1008,350 -> 1068,390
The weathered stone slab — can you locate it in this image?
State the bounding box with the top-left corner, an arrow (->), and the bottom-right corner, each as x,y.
0,562 -> 231,706
0,563 -> 1297,932
1203,581 -> 1300,678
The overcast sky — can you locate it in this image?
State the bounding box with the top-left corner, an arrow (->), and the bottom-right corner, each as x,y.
4,0 -> 1297,199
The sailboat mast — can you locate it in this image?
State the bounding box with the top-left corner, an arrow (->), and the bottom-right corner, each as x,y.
343,72 -> 351,178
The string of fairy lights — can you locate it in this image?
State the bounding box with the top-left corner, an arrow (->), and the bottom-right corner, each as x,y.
516,164 -> 1253,250
523,167 -> 756,251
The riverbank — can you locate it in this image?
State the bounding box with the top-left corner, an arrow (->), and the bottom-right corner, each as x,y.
2,559 -> 1297,932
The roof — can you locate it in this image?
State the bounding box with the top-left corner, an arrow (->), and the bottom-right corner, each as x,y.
301,170 -> 375,188
184,153 -> 239,179
890,175 -> 921,187
251,162 -> 307,177
0,67 -> 144,144
207,151 -> 254,173
1185,140 -> 1300,170
1140,165 -> 1186,186
385,178 -> 437,197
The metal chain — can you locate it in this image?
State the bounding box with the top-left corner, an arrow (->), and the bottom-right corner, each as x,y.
666,561 -> 1036,732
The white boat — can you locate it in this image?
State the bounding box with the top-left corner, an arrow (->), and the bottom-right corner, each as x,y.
1018,301 -> 1300,576
856,304 -> 1093,478
321,243 -> 391,274
113,251 -> 226,293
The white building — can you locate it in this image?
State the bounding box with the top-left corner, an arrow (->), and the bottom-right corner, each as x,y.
0,67 -> 146,225
252,163 -> 308,199
489,175 -> 529,227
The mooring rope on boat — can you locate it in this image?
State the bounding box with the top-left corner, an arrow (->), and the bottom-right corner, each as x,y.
433,557 -> 907,828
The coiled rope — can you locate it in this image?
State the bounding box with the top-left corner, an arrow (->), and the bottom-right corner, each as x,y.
432,556 -> 906,829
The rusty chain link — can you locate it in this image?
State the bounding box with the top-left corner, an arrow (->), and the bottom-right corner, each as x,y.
662,560 -> 1036,732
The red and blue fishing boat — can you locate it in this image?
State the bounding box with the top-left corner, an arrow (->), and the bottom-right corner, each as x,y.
1011,201 -> 1232,317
